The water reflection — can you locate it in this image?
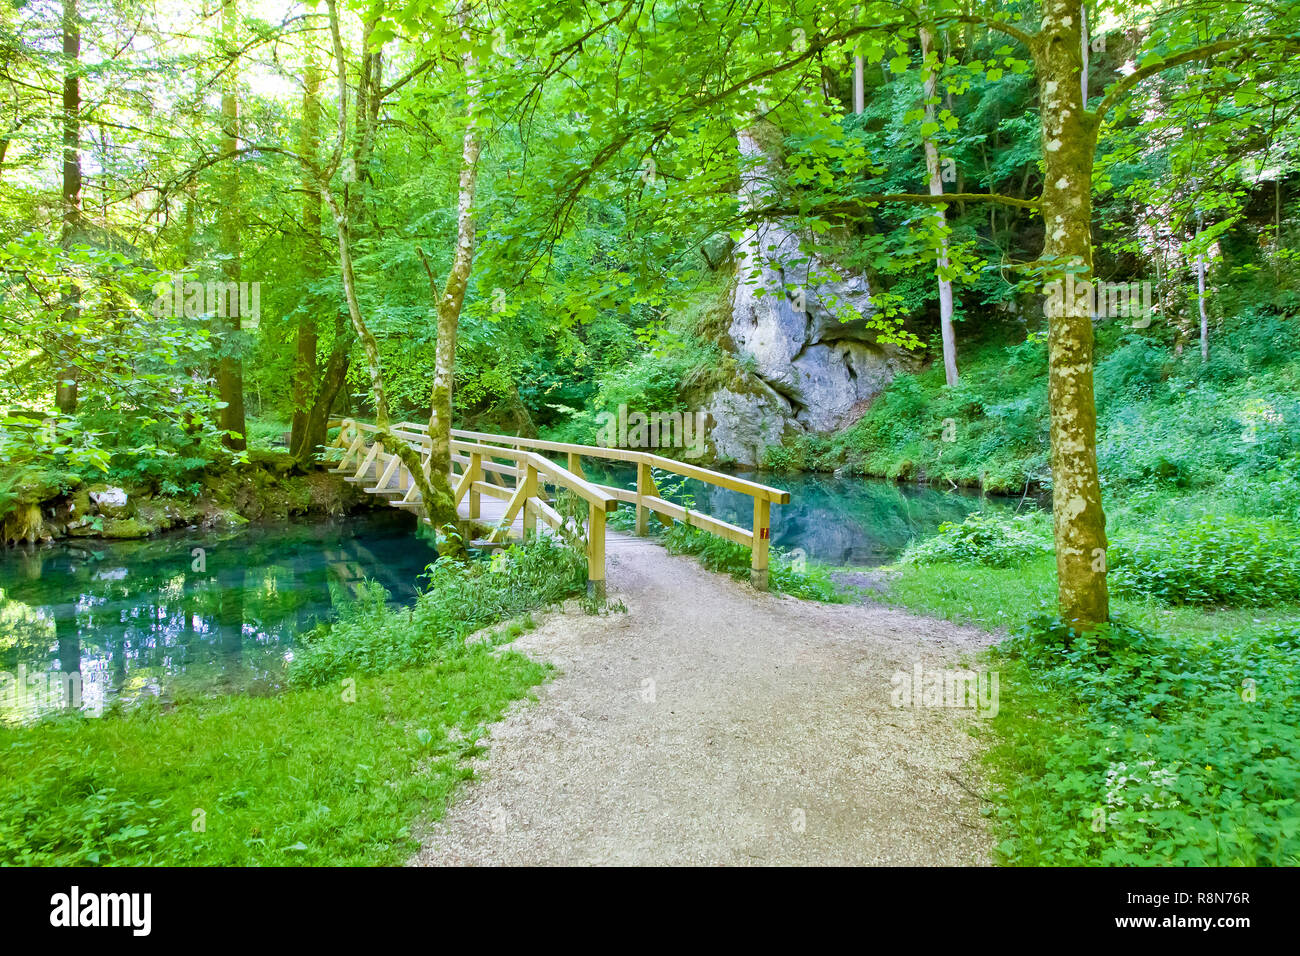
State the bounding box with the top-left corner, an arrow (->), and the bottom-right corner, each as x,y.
722,469 -> 1035,566
0,472 -> 1036,720
0,510 -> 437,720
582,463 -> 1037,566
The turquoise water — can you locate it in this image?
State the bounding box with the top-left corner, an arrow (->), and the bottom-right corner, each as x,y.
0,473 -> 1033,719
0,510 -> 437,720
583,465 -> 1036,566
699,468 -> 1032,565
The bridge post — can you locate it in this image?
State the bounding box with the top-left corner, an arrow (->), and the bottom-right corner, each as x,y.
521,463 -> 538,538
751,498 -> 771,591
469,452 -> 482,519
587,501 -> 606,600
635,461 -> 653,536
356,441 -> 382,483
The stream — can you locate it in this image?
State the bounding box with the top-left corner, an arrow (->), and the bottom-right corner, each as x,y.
0,474 -> 1034,718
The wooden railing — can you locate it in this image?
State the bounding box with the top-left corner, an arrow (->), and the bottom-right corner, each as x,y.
325,419 -> 789,594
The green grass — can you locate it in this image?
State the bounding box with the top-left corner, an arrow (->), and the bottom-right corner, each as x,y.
0,646 -> 547,865
0,538 -> 587,866
882,553 -> 1300,636
883,553 -> 1058,630
874,531 -> 1300,866
660,522 -> 843,601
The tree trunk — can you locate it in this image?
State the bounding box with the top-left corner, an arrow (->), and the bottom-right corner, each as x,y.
290,53 -> 324,461
921,27 -> 959,387
55,0 -> 81,413
216,0 -> 247,450
1035,0 -> 1109,627
424,15 -> 482,528
301,313 -> 353,461
322,1 -> 390,428
322,188 -> 388,425
1196,209 -> 1209,362
316,0 -> 442,521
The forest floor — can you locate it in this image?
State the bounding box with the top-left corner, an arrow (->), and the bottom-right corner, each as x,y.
412,535 -> 994,866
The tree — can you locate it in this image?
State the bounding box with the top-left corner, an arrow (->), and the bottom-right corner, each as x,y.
310,0 -> 468,528
483,0 -> 1299,627
920,25 -> 959,386
424,4 -> 482,527
1007,0 -> 1299,625
1196,207 -> 1210,362
55,0 -> 81,413
288,48 -> 353,464
216,0 -> 247,451
319,1 -> 390,430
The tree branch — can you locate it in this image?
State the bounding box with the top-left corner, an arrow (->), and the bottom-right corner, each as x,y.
379,57 -> 433,99
750,191 -> 1041,223
1094,35 -> 1300,120
937,13 -> 1037,49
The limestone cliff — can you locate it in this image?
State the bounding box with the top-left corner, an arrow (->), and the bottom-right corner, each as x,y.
699,129 -> 920,465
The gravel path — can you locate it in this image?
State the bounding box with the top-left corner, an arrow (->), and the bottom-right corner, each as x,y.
411,536 -> 995,866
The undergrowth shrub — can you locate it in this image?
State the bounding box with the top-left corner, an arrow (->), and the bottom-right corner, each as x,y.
1109,515 -> 1300,606
901,511 -> 1047,568
1221,460 -> 1300,525
0,740 -> 168,865
1094,336 -> 1167,409
991,614 -> 1300,865
289,536 -> 585,686
662,523 -> 841,602
0,414 -> 102,519
1233,308 -> 1300,368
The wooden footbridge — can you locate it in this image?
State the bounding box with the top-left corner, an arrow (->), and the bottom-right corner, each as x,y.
326,419 -> 790,597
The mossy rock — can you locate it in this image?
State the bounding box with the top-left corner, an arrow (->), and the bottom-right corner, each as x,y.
98,517 -> 154,539
1,503 -> 49,546
246,449 -> 299,476
68,488 -> 92,519
86,483 -> 134,519
6,457 -> 374,545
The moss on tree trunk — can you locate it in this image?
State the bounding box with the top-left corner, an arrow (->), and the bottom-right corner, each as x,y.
1034,0 -> 1109,627
425,13 -> 481,529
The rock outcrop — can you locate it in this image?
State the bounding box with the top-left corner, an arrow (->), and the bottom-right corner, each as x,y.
1,454 -> 376,547
700,128 -> 920,465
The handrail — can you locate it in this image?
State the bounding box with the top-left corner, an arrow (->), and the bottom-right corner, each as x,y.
325,418 -> 788,591
448,426 -> 790,504
453,440 -> 617,512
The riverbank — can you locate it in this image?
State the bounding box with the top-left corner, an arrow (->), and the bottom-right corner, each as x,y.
0,537 -> 589,864
0,636 -> 549,865
0,451 -> 376,547
740,319 -> 1300,513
